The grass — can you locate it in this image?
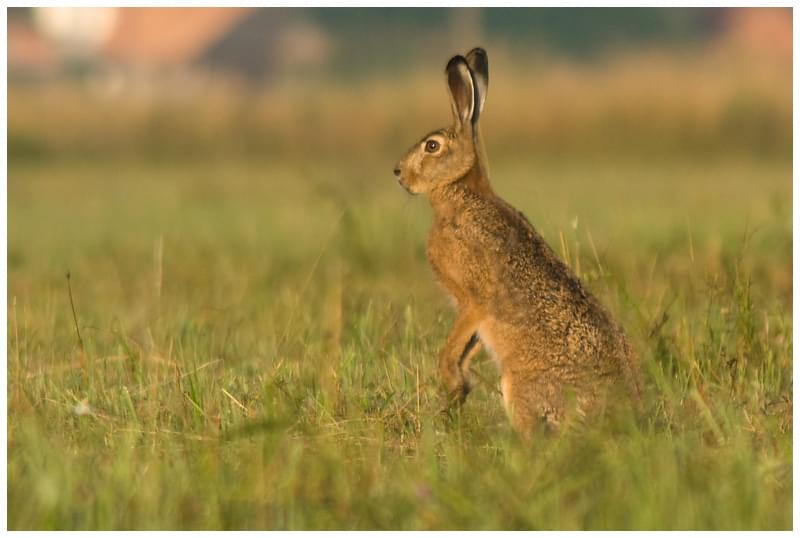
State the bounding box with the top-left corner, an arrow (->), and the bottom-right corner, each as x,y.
7,151 -> 791,530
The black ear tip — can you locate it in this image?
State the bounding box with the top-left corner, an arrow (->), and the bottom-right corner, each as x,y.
466,47 -> 488,71
445,54 -> 469,72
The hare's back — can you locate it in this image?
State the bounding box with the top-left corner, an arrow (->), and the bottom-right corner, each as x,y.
462,198 -> 587,310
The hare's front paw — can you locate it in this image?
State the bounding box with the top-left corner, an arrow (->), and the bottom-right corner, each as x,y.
441,375 -> 471,411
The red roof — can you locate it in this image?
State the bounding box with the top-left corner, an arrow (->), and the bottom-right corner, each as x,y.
103,7 -> 256,67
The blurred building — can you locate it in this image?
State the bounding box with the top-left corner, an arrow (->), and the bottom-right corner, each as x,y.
717,7 -> 792,61
9,7 -> 331,81
7,7 -> 792,83
103,8 -> 252,69
8,12 -> 58,75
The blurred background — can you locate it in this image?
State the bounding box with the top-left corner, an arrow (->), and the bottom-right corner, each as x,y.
7,8 -> 793,530
8,7 -> 792,162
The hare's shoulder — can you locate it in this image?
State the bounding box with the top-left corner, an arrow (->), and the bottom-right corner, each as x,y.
472,196 -> 601,307
462,195 -> 547,255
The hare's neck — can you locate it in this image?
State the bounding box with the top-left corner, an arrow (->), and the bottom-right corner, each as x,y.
472,128 -> 492,192
429,165 -> 486,220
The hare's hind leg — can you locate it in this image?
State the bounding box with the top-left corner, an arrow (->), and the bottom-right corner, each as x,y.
501,370 -> 564,435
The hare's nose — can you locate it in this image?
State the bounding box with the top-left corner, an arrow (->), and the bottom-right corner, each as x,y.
393,166 -> 401,177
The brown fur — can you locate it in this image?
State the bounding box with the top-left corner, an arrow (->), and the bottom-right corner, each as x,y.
393,49 -> 642,434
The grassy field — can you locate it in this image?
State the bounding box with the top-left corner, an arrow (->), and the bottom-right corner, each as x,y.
7,150 -> 791,529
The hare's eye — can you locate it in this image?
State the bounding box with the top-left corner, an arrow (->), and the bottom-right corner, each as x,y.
425,140 -> 440,153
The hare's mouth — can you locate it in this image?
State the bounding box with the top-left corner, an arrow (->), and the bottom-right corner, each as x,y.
394,166 -> 411,194
396,177 -> 417,195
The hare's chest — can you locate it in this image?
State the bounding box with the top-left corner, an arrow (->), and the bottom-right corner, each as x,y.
427,220 -> 470,265
427,221 -> 488,300
427,227 -> 454,276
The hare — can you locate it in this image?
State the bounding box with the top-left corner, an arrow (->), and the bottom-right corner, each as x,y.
393,48 -> 642,434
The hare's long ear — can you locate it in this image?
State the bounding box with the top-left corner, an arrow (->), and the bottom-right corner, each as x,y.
465,47 -> 488,124
445,55 -> 475,130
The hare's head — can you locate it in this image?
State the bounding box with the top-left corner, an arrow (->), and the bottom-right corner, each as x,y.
394,48 -> 488,195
